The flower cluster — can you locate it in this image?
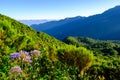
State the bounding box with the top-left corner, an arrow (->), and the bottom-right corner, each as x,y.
10,50 -> 32,64
9,50 -> 41,78
10,66 -> 22,77
10,50 -> 40,61
10,50 -> 41,63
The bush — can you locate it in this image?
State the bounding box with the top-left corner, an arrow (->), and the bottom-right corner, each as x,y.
58,47 -> 94,75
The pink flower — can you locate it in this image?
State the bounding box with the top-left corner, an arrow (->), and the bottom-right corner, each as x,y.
10,66 -> 22,77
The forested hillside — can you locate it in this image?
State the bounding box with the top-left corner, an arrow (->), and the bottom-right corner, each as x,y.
64,36 -> 120,79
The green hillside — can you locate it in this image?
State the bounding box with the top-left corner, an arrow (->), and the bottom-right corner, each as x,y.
0,14 -> 67,53
64,36 -> 120,79
0,14 -> 94,79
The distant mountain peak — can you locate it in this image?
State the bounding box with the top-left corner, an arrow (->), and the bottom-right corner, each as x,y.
103,5 -> 120,14
113,5 -> 120,8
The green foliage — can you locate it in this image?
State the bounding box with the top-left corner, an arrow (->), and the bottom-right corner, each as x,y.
0,14 -> 94,79
64,36 -> 120,80
0,14 -> 66,54
58,47 -> 94,75
64,36 -> 120,55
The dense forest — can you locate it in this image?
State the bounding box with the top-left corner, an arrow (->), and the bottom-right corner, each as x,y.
0,14 -> 120,80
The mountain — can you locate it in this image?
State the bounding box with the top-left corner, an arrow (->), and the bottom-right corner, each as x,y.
31,16 -> 85,31
31,5 -> 120,40
19,19 -> 52,26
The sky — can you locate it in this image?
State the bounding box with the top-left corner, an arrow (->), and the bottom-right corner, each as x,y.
0,0 -> 120,20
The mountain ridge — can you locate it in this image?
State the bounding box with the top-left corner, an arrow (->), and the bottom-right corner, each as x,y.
31,5 -> 120,40
31,16 -> 85,31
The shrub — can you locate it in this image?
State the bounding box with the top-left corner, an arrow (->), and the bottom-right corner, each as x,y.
58,47 -> 94,75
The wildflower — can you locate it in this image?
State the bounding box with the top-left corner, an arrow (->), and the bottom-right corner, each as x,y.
30,50 -> 40,59
19,50 -> 29,59
10,53 -> 20,60
19,50 -> 32,63
10,66 -> 22,78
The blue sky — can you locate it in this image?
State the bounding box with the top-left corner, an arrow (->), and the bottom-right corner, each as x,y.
0,0 -> 120,20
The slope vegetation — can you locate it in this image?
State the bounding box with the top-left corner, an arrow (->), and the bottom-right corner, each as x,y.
0,14 -> 94,80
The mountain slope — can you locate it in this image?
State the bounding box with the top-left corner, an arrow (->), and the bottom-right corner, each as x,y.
31,16 -> 85,31
31,6 -> 120,40
0,14 -> 66,55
